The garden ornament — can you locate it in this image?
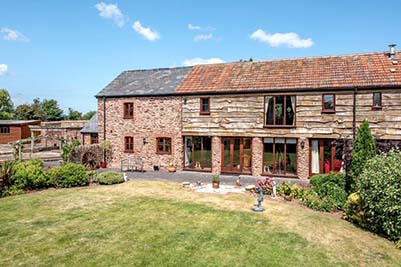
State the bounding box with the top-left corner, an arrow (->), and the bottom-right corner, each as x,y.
252,180 -> 265,212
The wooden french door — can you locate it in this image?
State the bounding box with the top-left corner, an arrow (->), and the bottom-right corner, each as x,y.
310,139 -> 342,175
221,137 -> 252,174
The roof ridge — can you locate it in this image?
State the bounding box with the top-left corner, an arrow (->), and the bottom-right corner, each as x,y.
123,66 -> 192,73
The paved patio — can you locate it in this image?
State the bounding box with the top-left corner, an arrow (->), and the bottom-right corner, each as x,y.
101,168 -> 304,187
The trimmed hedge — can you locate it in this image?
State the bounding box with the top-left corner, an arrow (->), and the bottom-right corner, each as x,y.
47,163 -> 89,188
356,151 -> 401,241
97,171 -> 124,185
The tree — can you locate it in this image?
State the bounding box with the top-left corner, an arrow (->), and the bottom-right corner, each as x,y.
347,119 -> 376,192
0,89 -> 14,119
65,108 -> 82,120
82,110 -> 96,120
40,99 -> 63,121
15,104 -> 35,120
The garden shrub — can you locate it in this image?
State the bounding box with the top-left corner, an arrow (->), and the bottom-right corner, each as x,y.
47,163 -> 89,188
290,184 -> 307,200
277,182 -> 292,197
348,120 -> 376,192
310,172 -> 347,209
356,151 -> 401,241
303,190 -> 336,212
396,239 -> 401,250
0,161 -> 16,196
10,160 -> 48,191
343,192 -> 364,226
97,171 -> 124,185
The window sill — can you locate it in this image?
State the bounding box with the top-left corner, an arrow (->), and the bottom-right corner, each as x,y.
124,150 -> 134,153
199,112 -> 210,115
321,110 -> 336,114
156,152 -> 172,155
372,106 -> 382,110
123,117 -> 134,119
263,125 -> 295,128
262,173 -> 298,178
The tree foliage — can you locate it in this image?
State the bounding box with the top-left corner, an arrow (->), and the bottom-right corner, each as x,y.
65,108 -> 82,120
347,120 -> 376,192
40,99 -> 64,121
0,89 -> 14,119
356,151 -> 401,241
82,110 -> 96,120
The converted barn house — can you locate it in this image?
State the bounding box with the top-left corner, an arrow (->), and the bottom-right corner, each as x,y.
0,120 -> 40,144
96,48 -> 401,180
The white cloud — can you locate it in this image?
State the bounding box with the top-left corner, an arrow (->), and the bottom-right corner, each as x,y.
187,23 -> 215,31
1,28 -> 29,42
183,57 -> 224,66
0,64 -> 8,76
194,33 -> 213,42
188,24 -> 201,30
250,29 -> 314,48
95,2 -> 125,27
132,21 -> 159,41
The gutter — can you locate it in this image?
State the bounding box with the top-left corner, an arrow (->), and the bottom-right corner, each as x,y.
103,97 -> 106,141
94,84 -> 401,99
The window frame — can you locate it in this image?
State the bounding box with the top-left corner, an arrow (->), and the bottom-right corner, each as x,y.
262,137 -> 298,177
372,92 -> 382,109
322,94 -> 336,113
183,136 -> 212,172
264,95 -> 296,128
124,136 -> 134,153
200,97 -> 210,115
123,102 -> 134,119
0,126 -> 10,134
156,137 -> 172,155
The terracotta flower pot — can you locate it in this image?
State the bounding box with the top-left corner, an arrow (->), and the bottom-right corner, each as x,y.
100,162 -> 107,168
212,182 -> 220,189
167,166 -> 176,172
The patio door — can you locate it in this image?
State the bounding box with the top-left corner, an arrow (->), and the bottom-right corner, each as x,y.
310,139 -> 343,175
221,137 -> 251,174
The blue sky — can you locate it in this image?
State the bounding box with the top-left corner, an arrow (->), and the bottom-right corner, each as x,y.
1,0 -> 400,112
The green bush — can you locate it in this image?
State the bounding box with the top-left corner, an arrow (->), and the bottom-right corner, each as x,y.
0,161 -> 16,196
343,192 -> 364,225
47,163 -> 89,188
302,190 -> 336,212
356,151 -> 401,241
277,182 -> 292,197
348,120 -> 376,192
10,160 -> 48,191
289,184 -> 308,200
97,171 -> 124,185
310,172 -> 347,209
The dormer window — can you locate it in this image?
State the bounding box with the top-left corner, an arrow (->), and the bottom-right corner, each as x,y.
123,102 -> 134,119
200,97 -> 210,115
322,94 -> 335,113
372,92 -> 382,109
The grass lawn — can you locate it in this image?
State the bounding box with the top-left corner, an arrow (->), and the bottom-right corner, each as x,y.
0,181 -> 400,267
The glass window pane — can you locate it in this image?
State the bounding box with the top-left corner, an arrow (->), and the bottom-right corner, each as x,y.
265,96 -> 274,125
275,143 -> 285,174
193,137 -> 202,167
286,138 -> 297,144
184,137 -> 192,167
323,95 -> 334,110
275,96 -> 284,125
165,138 -> 171,153
243,138 -> 252,172
264,137 -> 273,143
286,96 -> 295,126
263,143 -> 273,174
275,138 -> 285,144
202,137 -> 212,168
373,93 -> 381,107
157,138 -> 164,152
286,143 -> 297,175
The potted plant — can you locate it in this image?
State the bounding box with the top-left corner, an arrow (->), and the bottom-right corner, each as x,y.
212,175 -> 220,189
167,161 -> 176,172
99,140 -> 112,168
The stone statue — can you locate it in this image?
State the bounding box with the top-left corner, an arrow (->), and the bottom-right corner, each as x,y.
252,180 -> 265,212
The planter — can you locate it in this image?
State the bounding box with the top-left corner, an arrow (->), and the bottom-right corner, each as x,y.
212,181 -> 220,189
167,166 -> 176,172
100,162 -> 108,169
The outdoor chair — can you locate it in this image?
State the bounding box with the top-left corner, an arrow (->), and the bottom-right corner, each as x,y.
121,156 -> 144,172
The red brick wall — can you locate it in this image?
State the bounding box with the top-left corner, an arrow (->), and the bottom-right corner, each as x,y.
98,96 -> 183,170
